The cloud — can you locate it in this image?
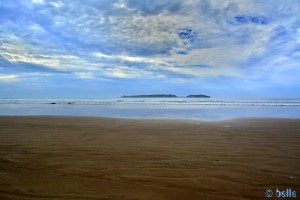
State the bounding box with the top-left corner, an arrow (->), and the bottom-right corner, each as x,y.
0,0 -> 300,91
125,0 -> 183,15
0,74 -> 19,82
32,0 -> 45,4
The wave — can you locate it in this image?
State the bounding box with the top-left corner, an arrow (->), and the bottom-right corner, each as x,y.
1,98 -> 300,107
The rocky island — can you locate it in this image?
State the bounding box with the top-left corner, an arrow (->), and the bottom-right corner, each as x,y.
186,94 -> 210,98
121,94 -> 210,98
121,94 -> 177,98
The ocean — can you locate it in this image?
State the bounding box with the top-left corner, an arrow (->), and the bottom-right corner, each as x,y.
0,98 -> 300,120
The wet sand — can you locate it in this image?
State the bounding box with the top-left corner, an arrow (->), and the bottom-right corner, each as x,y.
0,116 -> 299,200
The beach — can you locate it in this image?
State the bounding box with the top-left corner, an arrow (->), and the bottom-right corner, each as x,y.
0,116 -> 299,200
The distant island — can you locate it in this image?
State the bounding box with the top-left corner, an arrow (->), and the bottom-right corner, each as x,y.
121,94 -> 210,98
121,94 -> 177,98
186,94 -> 210,98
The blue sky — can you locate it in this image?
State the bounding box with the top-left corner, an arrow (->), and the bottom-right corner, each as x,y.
1,0 -> 300,98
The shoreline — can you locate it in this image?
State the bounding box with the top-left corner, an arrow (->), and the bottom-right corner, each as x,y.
1,102 -> 300,121
1,116 -> 299,199
1,114 -> 300,122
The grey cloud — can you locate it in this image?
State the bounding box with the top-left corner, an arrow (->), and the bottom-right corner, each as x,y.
125,0 -> 183,15
0,56 -> 68,74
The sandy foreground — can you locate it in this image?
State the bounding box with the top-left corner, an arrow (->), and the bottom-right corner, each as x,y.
0,116 -> 299,200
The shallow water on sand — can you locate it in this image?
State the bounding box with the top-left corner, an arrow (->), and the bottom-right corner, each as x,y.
1,101 -> 300,120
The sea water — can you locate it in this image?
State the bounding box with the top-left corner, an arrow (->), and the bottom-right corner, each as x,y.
0,98 -> 300,120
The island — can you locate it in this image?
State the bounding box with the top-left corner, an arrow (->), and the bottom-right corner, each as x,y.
121,94 -> 177,98
186,94 -> 210,98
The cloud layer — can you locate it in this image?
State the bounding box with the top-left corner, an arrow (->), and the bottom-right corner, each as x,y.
1,0 -> 300,97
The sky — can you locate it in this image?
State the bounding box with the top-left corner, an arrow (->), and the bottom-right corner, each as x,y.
0,0 -> 300,99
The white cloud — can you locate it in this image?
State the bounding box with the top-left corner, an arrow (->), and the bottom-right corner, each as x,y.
0,74 -> 19,82
74,72 -> 94,79
93,52 -> 163,65
30,23 -> 45,32
113,0 -> 129,10
104,66 -> 152,78
49,1 -> 64,8
32,0 -> 44,4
